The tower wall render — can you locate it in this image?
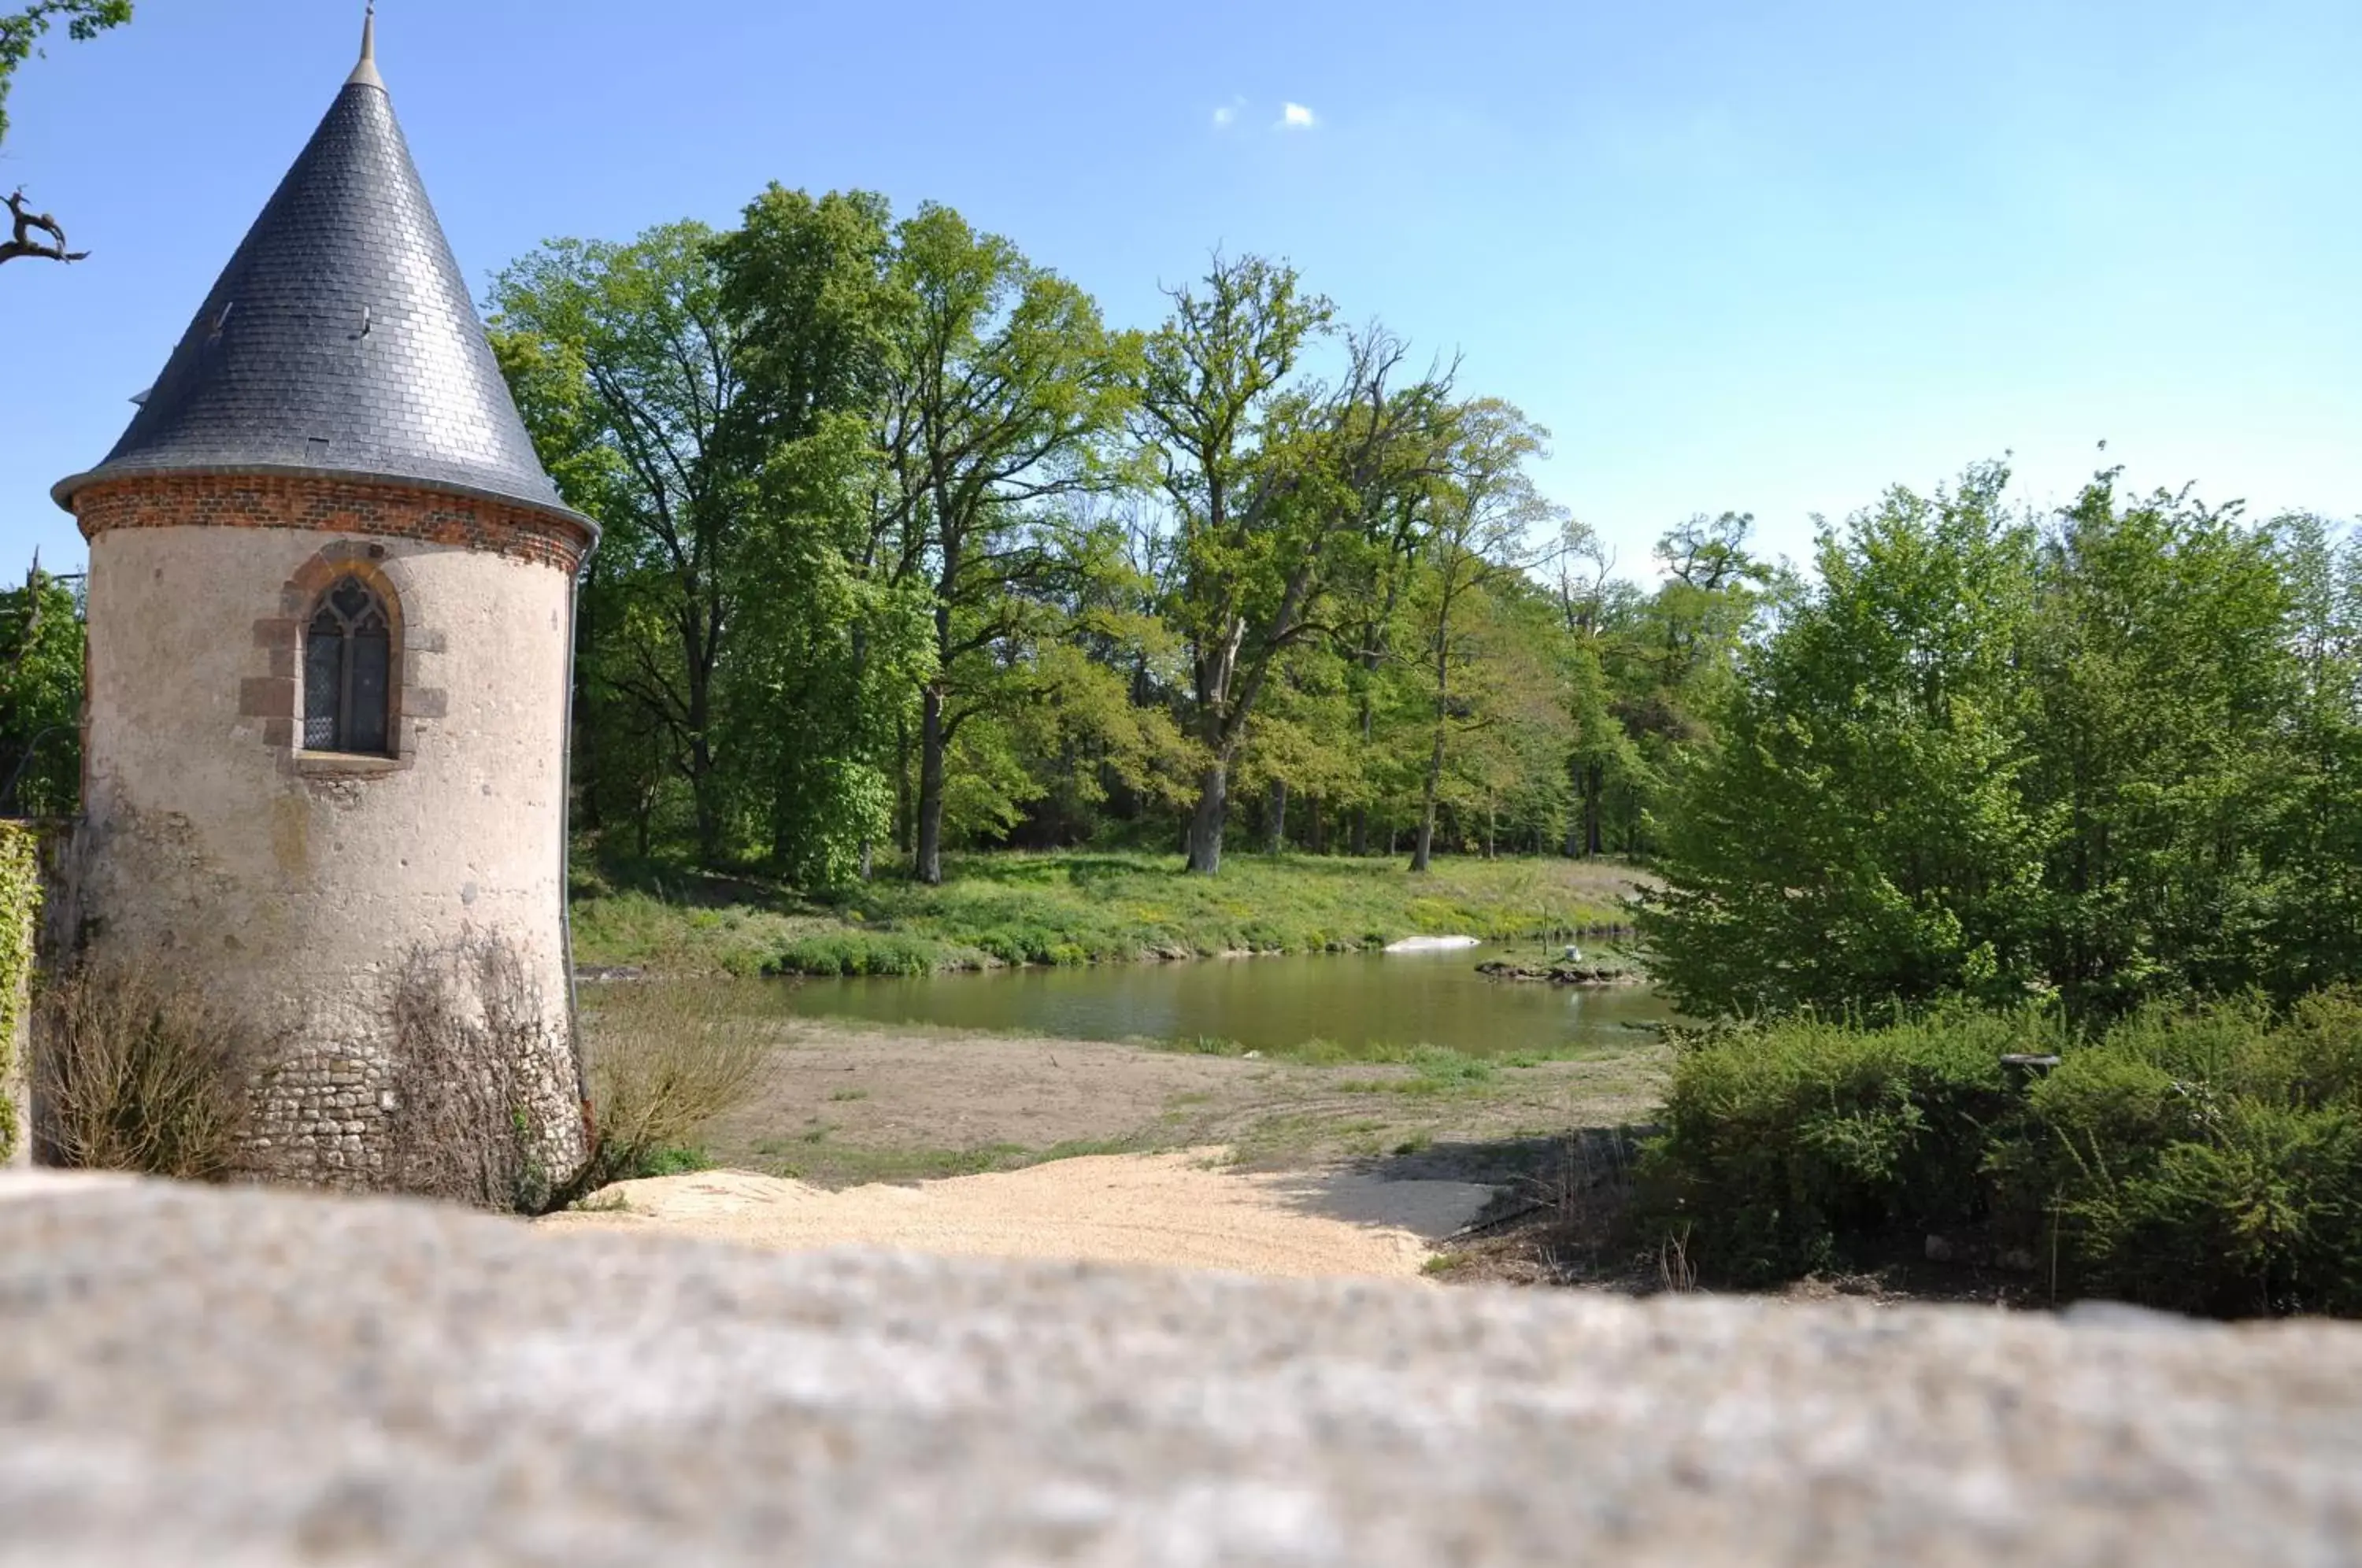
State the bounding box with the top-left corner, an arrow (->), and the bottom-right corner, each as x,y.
68,477 -> 591,1191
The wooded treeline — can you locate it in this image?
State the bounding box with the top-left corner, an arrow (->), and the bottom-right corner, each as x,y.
488,190 -> 1764,886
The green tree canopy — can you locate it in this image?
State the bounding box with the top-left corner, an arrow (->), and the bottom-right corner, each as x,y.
1646,462 -> 2361,1023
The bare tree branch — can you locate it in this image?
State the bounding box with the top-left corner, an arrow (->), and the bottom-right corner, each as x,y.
1,188 -> 87,265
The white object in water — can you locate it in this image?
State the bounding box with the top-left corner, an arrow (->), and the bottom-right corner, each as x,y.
1384,935 -> 1482,954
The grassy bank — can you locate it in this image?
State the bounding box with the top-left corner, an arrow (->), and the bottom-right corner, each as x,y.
571,851 -> 1649,978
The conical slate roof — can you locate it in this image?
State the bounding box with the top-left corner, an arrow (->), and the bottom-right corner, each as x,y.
54,29 -> 581,527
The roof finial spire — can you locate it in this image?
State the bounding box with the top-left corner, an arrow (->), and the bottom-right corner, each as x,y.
348,2 -> 383,90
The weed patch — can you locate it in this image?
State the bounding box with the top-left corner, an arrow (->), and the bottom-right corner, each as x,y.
574,981 -> 770,1197
35,962 -> 262,1182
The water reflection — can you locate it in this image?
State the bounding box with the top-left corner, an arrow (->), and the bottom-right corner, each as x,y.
775,945 -> 1675,1056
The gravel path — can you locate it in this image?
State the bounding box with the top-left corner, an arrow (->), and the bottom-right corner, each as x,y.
538,1152 -> 1495,1280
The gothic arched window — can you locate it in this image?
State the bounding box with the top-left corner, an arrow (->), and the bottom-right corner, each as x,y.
303,575 -> 392,754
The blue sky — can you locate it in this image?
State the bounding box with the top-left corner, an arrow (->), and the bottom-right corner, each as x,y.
2,0 -> 2355,580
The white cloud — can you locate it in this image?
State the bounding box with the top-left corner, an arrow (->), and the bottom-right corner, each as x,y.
1277,102 -> 1317,131
1212,103 -> 1238,128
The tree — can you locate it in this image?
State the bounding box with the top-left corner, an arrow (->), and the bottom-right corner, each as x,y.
713,186 -> 918,882
879,204 -> 1141,883
1408,398 -> 1560,871
1643,461 -> 2353,1023
1135,254 -> 1453,874
493,224 -> 750,864
1644,465 -> 2045,1018
0,555 -> 81,815
1132,254 -> 1327,874
1552,522 -> 1645,856
491,331 -> 643,842
0,1 -> 130,265
2255,515 -> 2362,996
2019,473 -> 2297,1016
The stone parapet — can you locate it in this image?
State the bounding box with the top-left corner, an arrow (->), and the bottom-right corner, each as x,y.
5,1180 -> 2361,1564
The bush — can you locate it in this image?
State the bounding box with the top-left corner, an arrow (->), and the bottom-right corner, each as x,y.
35,963 -> 261,1181
2016,993 -> 2362,1315
1636,1011 -> 2024,1281
576,981 -> 769,1189
2055,1099 -> 2362,1317
1635,992 -> 2362,1316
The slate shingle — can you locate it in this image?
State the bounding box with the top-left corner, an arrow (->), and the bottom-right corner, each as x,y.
54,74 -> 579,527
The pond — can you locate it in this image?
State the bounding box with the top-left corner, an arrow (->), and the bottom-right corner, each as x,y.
774,945 -> 1678,1058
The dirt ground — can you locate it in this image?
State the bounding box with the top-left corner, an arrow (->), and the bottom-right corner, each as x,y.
543,1018 -> 1671,1281
698,1018 -> 1670,1186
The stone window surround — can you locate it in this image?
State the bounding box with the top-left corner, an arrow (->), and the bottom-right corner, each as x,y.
244,542 -> 447,780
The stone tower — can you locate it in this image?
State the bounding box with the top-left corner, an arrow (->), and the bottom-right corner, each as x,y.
49,14 -> 597,1196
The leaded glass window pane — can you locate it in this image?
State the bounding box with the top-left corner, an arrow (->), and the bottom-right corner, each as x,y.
348,626 -> 391,753
302,575 -> 394,755
304,608 -> 342,750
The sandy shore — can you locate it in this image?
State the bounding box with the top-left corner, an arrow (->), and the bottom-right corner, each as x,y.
538,1151 -> 1495,1281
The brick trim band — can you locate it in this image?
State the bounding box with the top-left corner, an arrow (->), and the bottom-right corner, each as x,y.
72,474 -> 592,575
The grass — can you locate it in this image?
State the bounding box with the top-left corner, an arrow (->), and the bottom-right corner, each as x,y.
570,849 -> 1648,978
1149,1034 -> 1595,1076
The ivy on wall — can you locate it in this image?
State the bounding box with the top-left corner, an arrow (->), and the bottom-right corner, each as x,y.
0,822 -> 40,1163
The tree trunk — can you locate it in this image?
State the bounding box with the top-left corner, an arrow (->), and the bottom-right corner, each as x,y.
1186,763 -> 1229,875
690,738 -> 720,865
685,631 -> 719,866
916,686 -> 948,886
895,716 -> 913,859
1352,688 -> 1376,859
1412,727 -> 1445,873
1265,779 -> 1288,855
1413,601 -> 1449,875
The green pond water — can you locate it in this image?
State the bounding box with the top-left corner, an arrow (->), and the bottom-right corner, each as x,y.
774,945 -> 1677,1057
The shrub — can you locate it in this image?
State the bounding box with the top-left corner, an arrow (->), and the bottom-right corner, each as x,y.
576,981 -> 769,1189
2012,993 -> 2362,1315
0,822 -> 37,1164
1636,993 -> 2362,1316
35,963 -> 261,1181
1635,1011 -> 2028,1281
2053,1098 -> 2362,1316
